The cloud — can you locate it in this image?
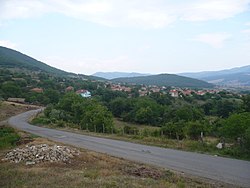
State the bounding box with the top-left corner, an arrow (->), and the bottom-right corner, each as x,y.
0,0 -> 249,29
41,55 -> 139,74
0,0 -> 49,20
245,22 -> 250,26
191,33 -> 232,48
180,0 -> 250,21
0,40 -> 17,49
242,29 -> 250,34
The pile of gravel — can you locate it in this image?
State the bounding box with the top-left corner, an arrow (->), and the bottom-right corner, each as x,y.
2,144 -> 80,165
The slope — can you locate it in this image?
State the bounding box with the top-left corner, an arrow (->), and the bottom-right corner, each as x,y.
0,46 -> 72,76
92,72 -> 151,79
179,65 -> 250,86
112,74 -> 213,88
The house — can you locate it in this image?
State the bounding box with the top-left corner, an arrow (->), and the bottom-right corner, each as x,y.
182,90 -> 192,96
7,98 -> 25,103
150,88 -> 160,93
31,88 -> 43,93
111,85 -> 121,91
139,90 -> 148,97
76,89 -> 91,98
196,90 -> 206,96
65,86 -> 74,92
169,89 -> 179,97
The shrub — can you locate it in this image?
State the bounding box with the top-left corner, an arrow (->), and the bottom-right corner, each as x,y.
0,126 -> 20,149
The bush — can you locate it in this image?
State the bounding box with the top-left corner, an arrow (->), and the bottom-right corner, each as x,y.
0,126 -> 20,149
56,120 -> 65,127
31,116 -> 51,125
184,121 -> 205,140
124,126 -> 139,135
220,112 -> 250,140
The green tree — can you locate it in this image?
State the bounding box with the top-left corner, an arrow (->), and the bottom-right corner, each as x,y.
161,121 -> 185,140
220,112 -> 250,140
109,97 -> 131,117
242,95 -> 250,112
216,100 -> 237,118
80,104 -> 114,133
44,89 -> 60,105
1,82 -> 21,99
244,127 -> 250,151
185,121 -> 205,140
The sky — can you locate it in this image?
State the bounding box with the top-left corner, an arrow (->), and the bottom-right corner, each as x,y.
0,0 -> 250,75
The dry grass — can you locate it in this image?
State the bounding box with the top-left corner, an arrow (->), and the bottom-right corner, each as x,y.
0,101 -> 38,122
0,136 -> 232,188
0,102 -> 235,187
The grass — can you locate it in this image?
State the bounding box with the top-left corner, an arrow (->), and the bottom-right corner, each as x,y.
32,114 -> 250,160
0,136 -> 230,188
0,102 -> 235,187
0,101 -> 38,122
114,118 -> 160,131
0,126 -> 20,149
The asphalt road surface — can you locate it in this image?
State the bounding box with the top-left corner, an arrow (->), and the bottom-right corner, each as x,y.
8,109 -> 250,187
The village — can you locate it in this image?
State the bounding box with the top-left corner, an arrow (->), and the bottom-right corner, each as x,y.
6,77 -> 227,104
107,82 -> 221,98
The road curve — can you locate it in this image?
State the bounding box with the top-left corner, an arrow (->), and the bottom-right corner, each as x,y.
8,109 -> 250,187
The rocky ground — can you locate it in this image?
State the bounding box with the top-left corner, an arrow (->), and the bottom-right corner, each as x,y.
2,144 -> 80,165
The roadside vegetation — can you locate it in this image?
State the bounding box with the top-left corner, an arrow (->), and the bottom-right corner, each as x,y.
1,68 -> 250,160
0,102 -> 230,188
0,126 -> 20,149
33,92 -> 250,160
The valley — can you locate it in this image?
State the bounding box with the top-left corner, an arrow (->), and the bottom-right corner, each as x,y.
0,46 -> 250,187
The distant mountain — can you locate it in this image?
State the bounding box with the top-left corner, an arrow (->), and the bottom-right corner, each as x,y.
92,72 -> 151,80
0,46 -> 105,81
179,65 -> 250,86
112,74 -> 213,88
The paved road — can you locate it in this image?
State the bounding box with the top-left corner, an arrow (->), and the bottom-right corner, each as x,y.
8,109 -> 250,187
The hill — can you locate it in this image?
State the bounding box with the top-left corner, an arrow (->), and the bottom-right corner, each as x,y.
179,65 -> 250,86
0,46 -> 73,76
112,74 -> 213,88
92,72 -> 151,79
0,46 -> 106,81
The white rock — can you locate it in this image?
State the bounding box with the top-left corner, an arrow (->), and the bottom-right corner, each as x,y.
216,143 -> 223,149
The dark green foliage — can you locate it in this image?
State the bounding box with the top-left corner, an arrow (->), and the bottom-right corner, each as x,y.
175,106 -> 204,122
112,74 -> 213,88
0,126 -> 20,149
149,92 -> 172,106
216,100 -> 237,118
220,112 -> 250,140
161,121 -> 185,140
242,95 -> 250,112
109,97 -> 132,117
117,97 -> 164,126
2,46 -> 250,159
244,127 -> 250,150
1,82 -> 21,99
31,116 -> 51,125
201,98 -> 241,117
44,93 -> 114,133
94,88 -> 127,104
0,46 -> 71,76
123,126 -> 139,135
80,103 -> 114,133
184,121 -> 206,140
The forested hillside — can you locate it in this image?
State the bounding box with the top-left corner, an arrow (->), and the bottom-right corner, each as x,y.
0,46 -> 73,76
180,65 -> 250,86
112,74 -> 213,88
